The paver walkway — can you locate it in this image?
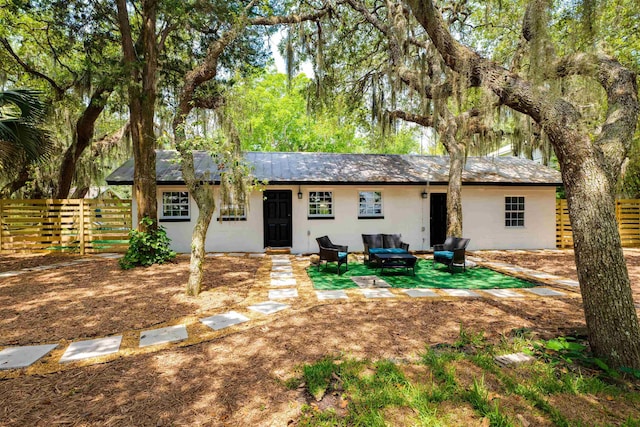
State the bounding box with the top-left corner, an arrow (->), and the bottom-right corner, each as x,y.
0,252 -> 580,374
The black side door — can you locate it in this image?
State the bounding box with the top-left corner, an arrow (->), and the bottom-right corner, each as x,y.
263,190 -> 292,247
430,193 -> 447,247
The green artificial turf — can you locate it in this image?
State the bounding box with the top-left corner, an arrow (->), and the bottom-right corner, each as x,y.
307,259 -> 535,290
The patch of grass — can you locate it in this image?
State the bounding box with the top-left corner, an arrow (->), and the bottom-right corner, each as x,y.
296,333 -> 640,426
307,259 -> 535,290
303,357 -> 339,401
464,376 -> 513,427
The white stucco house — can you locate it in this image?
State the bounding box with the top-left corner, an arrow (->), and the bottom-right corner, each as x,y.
105,150 -> 562,254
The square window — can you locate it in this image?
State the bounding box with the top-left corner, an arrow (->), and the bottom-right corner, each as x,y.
220,203 -> 246,220
359,191 -> 383,218
161,191 -> 190,219
308,191 -> 333,217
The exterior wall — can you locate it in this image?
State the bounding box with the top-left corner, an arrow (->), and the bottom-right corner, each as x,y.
462,186 -> 557,250
141,184 -> 556,253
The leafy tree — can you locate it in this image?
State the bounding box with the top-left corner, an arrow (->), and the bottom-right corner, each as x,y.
405,0 -> 640,369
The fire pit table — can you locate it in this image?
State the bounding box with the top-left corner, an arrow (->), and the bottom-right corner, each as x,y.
372,252 -> 417,275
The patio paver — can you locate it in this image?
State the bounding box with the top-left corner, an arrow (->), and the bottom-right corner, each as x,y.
271,265 -> 293,272
316,290 -> 349,300
271,271 -> 294,279
524,288 -> 566,297
0,344 -> 58,370
139,325 -> 189,347
269,288 -> 298,299
200,311 -> 250,331
482,289 -> 524,298
361,289 -> 395,298
556,279 -> 580,287
248,301 -> 290,315
60,336 -> 123,363
403,289 -> 439,298
441,289 -> 480,297
270,278 -> 297,287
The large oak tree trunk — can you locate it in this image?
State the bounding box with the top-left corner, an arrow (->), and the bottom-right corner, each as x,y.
55,87 -> 111,199
406,0 -> 640,368
116,0 -> 158,231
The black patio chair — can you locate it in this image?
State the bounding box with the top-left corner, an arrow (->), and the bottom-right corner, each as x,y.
433,237 -> 470,272
316,235 -> 349,274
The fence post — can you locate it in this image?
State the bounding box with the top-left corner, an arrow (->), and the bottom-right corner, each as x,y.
79,199 -> 85,255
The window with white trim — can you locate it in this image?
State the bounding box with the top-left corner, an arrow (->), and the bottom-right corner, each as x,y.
220,203 -> 246,220
505,196 -> 525,227
358,191 -> 383,218
308,191 -> 333,218
161,191 -> 190,219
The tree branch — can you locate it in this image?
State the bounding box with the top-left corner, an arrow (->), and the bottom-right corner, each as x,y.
0,37 -> 66,99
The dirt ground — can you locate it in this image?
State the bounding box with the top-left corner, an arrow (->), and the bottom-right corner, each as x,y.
0,250 -> 638,426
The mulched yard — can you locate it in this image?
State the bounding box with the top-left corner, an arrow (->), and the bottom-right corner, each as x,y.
0,254 -> 262,346
475,249 -> 640,305
0,249 -> 639,426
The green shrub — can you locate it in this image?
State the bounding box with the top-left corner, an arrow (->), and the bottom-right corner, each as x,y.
119,217 -> 176,269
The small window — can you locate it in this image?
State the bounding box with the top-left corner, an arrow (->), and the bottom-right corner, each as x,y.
220,203 -> 246,221
308,191 -> 333,218
162,191 -> 190,219
505,196 -> 525,227
358,191 -> 383,218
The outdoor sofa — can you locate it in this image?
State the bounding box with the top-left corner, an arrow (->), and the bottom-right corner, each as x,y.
316,235 -> 349,274
433,236 -> 470,272
362,234 -> 410,265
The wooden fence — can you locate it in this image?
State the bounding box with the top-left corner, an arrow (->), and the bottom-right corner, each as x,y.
556,199 -> 640,248
0,199 -> 132,254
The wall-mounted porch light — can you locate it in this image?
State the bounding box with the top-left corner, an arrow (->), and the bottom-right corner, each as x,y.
297,186 -> 303,199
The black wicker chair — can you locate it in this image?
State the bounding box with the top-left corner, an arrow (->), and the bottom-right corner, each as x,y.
433,237 -> 470,272
316,236 -> 349,274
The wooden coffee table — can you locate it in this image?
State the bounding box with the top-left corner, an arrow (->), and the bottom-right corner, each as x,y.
372,253 -> 417,275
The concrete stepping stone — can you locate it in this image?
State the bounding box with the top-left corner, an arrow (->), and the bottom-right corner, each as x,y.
482,289 -> 524,298
361,288 -> 395,298
271,258 -> 291,266
494,352 -> 535,367
524,287 -> 566,297
249,253 -> 266,258
139,325 -> 188,347
316,290 -> 349,300
200,311 -> 250,331
271,265 -> 293,272
26,265 -> 56,271
403,289 -> 439,298
270,278 -> 297,287
527,272 -> 560,280
271,271 -> 294,279
351,275 -> 390,288
94,253 -> 123,259
0,344 -> 58,370
248,301 -> 290,315
0,271 -> 22,278
556,279 -> 580,288
441,289 -> 480,297
269,288 -> 298,299
60,336 -> 122,363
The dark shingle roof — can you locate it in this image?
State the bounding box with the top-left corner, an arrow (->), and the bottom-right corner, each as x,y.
105,150 -> 562,186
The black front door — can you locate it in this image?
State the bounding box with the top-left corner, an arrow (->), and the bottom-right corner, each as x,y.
263,190 -> 292,247
430,193 -> 447,247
